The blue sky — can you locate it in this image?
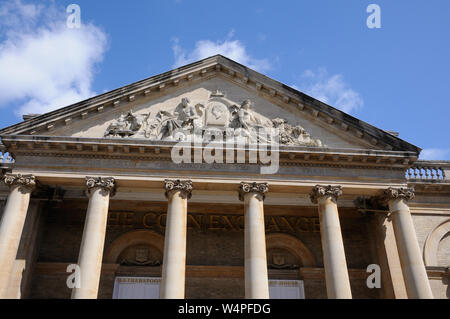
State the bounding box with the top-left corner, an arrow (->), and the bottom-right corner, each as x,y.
0,0 -> 449,159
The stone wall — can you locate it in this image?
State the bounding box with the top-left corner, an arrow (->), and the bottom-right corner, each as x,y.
29,199 -> 381,299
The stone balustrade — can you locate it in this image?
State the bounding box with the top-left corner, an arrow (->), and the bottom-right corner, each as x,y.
0,146 -> 14,164
406,161 -> 449,181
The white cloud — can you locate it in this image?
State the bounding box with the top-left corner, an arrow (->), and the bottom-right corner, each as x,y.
419,148 -> 450,160
293,68 -> 363,114
0,0 -> 108,116
172,36 -> 271,73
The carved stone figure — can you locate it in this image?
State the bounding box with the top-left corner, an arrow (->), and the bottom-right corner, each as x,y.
272,118 -> 323,147
154,110 -> 182,140
230,99 -> 261,130
177,98 -> 202,129
103,92 -> 325,147
105,112 -> 144,137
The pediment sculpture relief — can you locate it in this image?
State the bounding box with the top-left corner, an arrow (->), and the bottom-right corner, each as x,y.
104,91 -> 324,147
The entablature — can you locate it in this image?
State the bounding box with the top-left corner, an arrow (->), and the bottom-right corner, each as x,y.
2,135 -> 417,170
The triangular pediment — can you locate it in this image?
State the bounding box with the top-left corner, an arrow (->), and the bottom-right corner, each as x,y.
0,55 -> 420,154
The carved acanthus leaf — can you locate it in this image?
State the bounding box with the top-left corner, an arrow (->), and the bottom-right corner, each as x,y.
3,174 -> 36,192
239,182 -> 269,201
310,185 -> 343,204
85,177 -> 116,196
383,187 -> 415,202
164,179 -> 193,199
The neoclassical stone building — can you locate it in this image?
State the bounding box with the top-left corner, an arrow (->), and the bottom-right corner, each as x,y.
0,55 -> 448,299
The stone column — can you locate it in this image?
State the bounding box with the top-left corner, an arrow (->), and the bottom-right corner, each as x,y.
160,179 -> 192,299
71,177 -> 115,299
0,174 -> 36,298
384,187 -> 433,299
239,182 -> 269,299
310,185 -> 352,299
372,212 -> 408,299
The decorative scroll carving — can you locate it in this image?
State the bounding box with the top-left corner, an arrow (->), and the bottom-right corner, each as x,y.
164,179 -> 193,199
85,176 -> 116,196
103,91 -> 324,147
383,187 -> 415,202
239,182 -> 269,201
310,185 -> 343,204
3,173 -> 36,193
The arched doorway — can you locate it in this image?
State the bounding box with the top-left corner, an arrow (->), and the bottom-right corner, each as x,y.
266,233 -> 316,299
104,230 -> 164,299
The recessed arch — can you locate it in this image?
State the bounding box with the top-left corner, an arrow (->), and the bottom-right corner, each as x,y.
423,219 -> 450,266
266,233 -> 316,267
104,230 -> 164,264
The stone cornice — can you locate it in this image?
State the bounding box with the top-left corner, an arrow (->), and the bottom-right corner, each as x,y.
85,176 -> 116,196
1,135 -> 419,170
3,173 -> 36,193
0,55 -> 420,153
310,185 -> 343,204
164,179 -> 193,199
238,182 -> 269,201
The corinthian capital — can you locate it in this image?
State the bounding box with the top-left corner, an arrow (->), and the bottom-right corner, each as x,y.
164,179 -> 193,199
310,185 -> 343,204
3,174 -> 36,193
85,177 -> 116,196
383,187 -> 414,202
239,182 -> 269,201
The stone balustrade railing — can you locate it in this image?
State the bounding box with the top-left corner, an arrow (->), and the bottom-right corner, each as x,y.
406,161 -> 450,181
0,146 -> 14,165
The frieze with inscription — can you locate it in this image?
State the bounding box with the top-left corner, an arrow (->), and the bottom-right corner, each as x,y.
107,211 -> 320,235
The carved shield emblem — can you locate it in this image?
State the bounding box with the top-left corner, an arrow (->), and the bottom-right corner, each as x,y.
135,248 -> 149,263
272,254 -> 286,266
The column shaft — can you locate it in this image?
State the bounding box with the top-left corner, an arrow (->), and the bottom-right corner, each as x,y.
0,174 -> 35,298
160,180 -> 191,299
386,188 -> 433,299
71,177 -> 114,299
240,182 -> 269,299
244,193 -> 269,299
311,185 -> 352,299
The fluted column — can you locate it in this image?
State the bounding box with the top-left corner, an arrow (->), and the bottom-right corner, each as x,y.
239,182 -> 269,299
0,174 -> 36,298
160,179 -> 192,299
384,187 -> 433,299
71,177 -> 115,299
310,185 -> 352,299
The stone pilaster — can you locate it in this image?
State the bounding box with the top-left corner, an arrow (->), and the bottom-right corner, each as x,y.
160,179 -> 192,299
310,185 -> 352,299
0,174 -> 36,298
71,177 -> 115,299
383,187 -> 433,299
239,182 -> 269,299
